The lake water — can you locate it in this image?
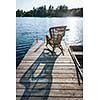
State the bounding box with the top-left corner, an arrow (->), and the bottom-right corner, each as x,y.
16,17 -> 83,67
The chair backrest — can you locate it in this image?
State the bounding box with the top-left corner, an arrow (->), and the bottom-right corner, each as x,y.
49,26 -> 67,38
49,26 -> 67,45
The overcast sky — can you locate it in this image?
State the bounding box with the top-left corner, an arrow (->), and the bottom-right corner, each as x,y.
16,0 -> 83,11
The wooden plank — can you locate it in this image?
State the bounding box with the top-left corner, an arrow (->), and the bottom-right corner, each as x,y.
16,73 -> 77,79
17,65 -> 76,70
21,60 -> 74,63
21,56 -> 72,59
16,69 -> 76,75
16,97 -> 83,100
20,62 -> 75,66
16,74 -> 77,78
16,69 -> 76,73
16,83 -> 83,90
16,89 -> 82,97
16,72 -> 77,76
16,77 -> 80,83
22,57 -> 73,61
48,97 -> 83,100
16,78 -> 81,84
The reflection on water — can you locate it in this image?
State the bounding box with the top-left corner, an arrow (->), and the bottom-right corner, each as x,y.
64,17 -> 83,45
16,17 -> 83,67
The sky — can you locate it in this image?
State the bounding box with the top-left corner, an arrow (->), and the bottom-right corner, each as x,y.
16,0 -> 83,11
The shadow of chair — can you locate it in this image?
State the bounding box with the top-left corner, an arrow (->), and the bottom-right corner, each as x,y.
45,26 -> 69,55
20,50 -> 59,100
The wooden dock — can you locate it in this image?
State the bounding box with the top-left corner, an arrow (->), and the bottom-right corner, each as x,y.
16,40 -> 83,100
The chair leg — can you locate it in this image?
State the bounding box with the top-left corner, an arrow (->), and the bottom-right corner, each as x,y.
45,35 -> 49,46
52,47 -> 55,55
59,45 -> 64,55
52,47 -> 54,52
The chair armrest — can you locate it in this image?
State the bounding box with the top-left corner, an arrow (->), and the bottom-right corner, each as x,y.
66,29 -> 70,31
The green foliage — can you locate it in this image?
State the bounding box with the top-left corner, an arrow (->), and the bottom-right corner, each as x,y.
16,9 -> 24,17
16,5 -> 83,17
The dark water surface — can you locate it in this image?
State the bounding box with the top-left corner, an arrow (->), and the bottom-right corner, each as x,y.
16,17 -> 83,67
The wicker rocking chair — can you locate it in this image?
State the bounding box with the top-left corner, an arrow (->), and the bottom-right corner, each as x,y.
45,26 -> 69,55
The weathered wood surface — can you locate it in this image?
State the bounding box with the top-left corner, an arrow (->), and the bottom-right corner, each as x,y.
16,97 -> 83,100
16,40 -> 83,100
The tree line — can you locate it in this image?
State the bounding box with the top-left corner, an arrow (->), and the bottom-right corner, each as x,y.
16,5 -> 83,17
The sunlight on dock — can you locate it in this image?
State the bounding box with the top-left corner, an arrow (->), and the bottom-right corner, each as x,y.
16,40 -> 83,100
